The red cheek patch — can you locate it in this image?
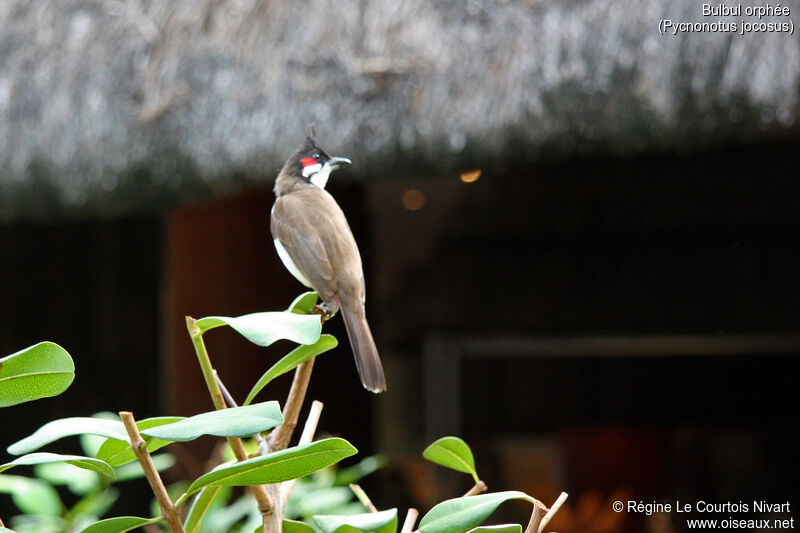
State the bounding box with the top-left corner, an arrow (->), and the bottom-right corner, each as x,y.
301,157 -> 318,167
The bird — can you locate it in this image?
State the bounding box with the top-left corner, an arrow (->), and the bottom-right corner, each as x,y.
270,126 -> 386,393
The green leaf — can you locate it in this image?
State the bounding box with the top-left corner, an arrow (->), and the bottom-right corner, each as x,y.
35,461 -> 100,495
244,335 -> 338,405
419,492 -> 535,533
79,412 -> 121,457
290,486 -> 358,517
284,519 -> 316,533
334,454 -> 388,486
182,438 -> 357,500
7,417 -> 127,455
288,292 -> 320,314
0,342 -> 74,407
77,516 -> 162,533
201,490 -> 250,531
67,488 -> 119,523
423,437 -> 479,482
96,417 -> 182,466
114,453 -> 175,482
195,312 -> 322,347
3,515 -> 66,533
183,486 -> 224,533
141,402 -> 283,442
314,509 -> 398,533
0,474 -> 63,516
37,463 -> 95,497
468,525 -> 522,533
0,452 -> 113,478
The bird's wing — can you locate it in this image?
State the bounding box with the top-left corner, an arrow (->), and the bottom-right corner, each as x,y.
271,188 -> 363,302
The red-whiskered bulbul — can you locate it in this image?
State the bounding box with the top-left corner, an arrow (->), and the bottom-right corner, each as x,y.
270,127 -> 386,393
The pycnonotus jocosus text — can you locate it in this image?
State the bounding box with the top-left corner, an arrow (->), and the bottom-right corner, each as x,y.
270,127 -> 386,393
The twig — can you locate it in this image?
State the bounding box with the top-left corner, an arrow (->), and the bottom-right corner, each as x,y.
263,483 -> 283,533
538,492 -> 568,533
186,318 -> 229,412
214,369 -> 237,408
257,433 -> 271,457
298,400 -> 323,445
214,369 -> 271,456
281,400 -> 324,504
120,411 -> 185,533
463,480 -> 488,497
524,500 -> 546,533
350,483 -> 378,513
401,508 -> 419,533
268,358 -> 316,451
186,316 -> 323,533
185,317 -> 275,527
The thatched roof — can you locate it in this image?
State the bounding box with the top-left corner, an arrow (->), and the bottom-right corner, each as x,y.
1,0 -> 798,219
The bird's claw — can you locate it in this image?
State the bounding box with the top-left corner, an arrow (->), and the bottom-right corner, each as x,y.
312,302 -> 334,322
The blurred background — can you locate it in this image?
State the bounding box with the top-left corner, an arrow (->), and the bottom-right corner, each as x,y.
1,1 -> 799,531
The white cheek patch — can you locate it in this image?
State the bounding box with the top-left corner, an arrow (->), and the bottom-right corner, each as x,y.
302,163 -> 322,178
309,163 -> 332,189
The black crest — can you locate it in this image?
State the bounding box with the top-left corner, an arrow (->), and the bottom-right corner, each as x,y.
280,124 -> 330,177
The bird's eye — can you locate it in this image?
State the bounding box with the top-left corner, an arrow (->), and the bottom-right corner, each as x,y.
312,153 -> 320,160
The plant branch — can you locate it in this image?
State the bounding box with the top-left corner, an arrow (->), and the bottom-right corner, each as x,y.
281,400 -> 324,504
185,317 -> 276,526
268,304 -> 327,453
524,500 -> 546,533
185,317 -> 228,412
120,411 -> 185,533
538,492 -> 568,533
264,484 -> 283,533
214,369 -> 272,456
401,508 -> 419,533
350,483 -> 378,513
268,357 -> 316,451
463,480 -> 487,497
185,315 -> 324,533
214,369 -> 237,408
298,400 -> 323,445
266,357 -> 318,531
211,369 -> 283,533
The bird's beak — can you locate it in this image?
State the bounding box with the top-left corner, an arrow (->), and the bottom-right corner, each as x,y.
327,156 -> 352,169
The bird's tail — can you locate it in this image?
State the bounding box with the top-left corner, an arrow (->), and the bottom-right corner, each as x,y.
341,305 -> 386,393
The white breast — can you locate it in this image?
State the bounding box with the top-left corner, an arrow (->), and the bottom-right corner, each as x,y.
274,238 -> 313,288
